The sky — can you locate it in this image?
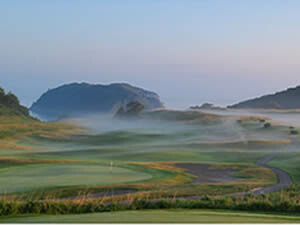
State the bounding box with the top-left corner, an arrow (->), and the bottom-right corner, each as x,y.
1,0 -> 300,109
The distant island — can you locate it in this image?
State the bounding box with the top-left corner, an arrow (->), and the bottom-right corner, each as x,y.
190,103 -> 226,111
30,82 -> 164,120
228,85 -> 300,109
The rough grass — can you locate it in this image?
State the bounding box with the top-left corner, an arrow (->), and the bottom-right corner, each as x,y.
0,115 -> 79,140
2,190 -> 300,220
0,110 -> 299,222
0,111 -> 294,203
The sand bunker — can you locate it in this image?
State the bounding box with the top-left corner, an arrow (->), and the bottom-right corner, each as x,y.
176,163 -> 242,184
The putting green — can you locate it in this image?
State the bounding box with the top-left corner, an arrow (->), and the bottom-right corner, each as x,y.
3,210 -> 300,223
0,164 -> 152,193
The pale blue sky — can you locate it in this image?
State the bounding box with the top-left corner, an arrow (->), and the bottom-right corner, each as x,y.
1,0 -> 300,108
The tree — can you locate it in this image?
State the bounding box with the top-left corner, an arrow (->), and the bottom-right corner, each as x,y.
5,92 -> 20,106
290,130 -> 299,135
0,87 -> 29,117
114,102 -> 144,118
0,87 -> 5,96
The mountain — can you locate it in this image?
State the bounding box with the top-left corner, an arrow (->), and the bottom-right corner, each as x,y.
229,86 -> 300,109
30,82 -> 164,120
0,87 -> 29,117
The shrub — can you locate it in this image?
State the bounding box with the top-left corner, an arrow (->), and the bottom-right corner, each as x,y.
1,202 -> 19,216
216,198 -> 234,209
20,201 -> 42,214
3,192 -> 300,216
290,130 -> 299,135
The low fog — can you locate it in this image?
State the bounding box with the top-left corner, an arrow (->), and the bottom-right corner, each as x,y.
200,109 -> 300,127
60,110 -> 292,147
25,109 -> 299,164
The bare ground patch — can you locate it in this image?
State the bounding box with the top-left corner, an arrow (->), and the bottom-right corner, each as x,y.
175,163 -> 243,184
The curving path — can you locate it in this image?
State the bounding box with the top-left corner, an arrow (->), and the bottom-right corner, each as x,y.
251,152 -> 293,194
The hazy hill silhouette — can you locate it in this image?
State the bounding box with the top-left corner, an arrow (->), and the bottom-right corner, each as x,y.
229,86 -> 300,109
30,82 -> 164,120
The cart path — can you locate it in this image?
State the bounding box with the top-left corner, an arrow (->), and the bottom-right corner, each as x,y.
251,152 -> 293,195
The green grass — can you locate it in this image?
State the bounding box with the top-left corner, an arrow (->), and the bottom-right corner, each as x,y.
269,152 -> 300,184
30,148 -> 269,164
1,111 -> 300,222
0,163 -> 152,193
0,111 -> 294,199
3,209 -> 300,223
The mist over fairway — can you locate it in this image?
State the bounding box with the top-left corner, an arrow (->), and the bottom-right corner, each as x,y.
2,91 -> 300,222
201,108 -> 300,127
62,110 -> 290,148
1,86 -> 300,221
